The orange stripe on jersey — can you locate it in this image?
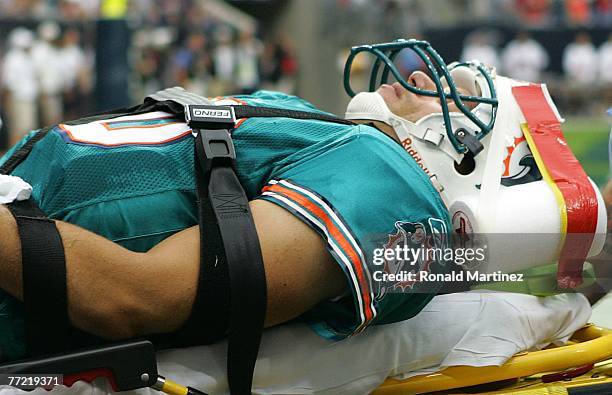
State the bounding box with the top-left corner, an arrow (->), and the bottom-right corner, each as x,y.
210,96 -> 248,106
235,118 -> 247,129
262,183 -> 374,324
229,97 -> 248,105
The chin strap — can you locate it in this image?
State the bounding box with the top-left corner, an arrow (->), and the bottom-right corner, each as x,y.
346,92 -> 445,147
345,91 -> 449,195
354,105 -> 430,146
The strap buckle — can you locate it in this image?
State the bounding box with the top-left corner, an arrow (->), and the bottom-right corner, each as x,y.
186,104 -> 236,131
194,128 -> 237,172
186,104 -> 237,170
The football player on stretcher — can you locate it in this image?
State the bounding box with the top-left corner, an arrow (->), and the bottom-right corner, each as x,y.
0,39 -> 609,394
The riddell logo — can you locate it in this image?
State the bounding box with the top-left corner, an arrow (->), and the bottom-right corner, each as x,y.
193,108 -> 232,118
401,137 -> 431,176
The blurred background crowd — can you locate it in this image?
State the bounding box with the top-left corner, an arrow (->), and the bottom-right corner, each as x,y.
0,0 -> 610,185
0,0 -> 300,148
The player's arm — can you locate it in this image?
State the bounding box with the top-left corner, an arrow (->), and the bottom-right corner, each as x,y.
0,200 -> 346,340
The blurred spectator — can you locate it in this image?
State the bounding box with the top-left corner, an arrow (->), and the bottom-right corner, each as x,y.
593,0 -> 612,26
170,32 -> 212,96
0,0 -> 53,18
260,37 -> 298,94
383,0 -> 422,38
469,0 -> 495,21
58,0 -> 91,21
1,28 -> 38,147
460,30 -> 500,70
32,21 -> 64,126
501,31 -> 548,82
0,0 -> 97,20
260,40 -> 284,91
599,33 -> 612,84
277,37 -> 298,94
514,0 -> 552,26
565,0 -> 591,26
235,29 -> 262,94
124,1 -> 270,99
134,46 -> 164,97
59,28 -> 92,119
562,32 -> 598,86
599,33 -> 612,111
131,27 -> 174,98
210,26 -> 237,97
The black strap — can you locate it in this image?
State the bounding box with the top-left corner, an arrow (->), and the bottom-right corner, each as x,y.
192,128 -> 266,394
177,133 -> 232,345
142,89 -> 269,393
233,105 -> 355,126
144,86 -> 354,126
5,200 -> 71,357
0,129 -> 52,176
213,166 -> 266,395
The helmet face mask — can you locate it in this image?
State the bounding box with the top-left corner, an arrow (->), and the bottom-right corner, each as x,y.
343,39 -> 498,155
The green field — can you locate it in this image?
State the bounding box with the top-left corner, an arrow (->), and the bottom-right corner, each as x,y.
562,117 -> 610,188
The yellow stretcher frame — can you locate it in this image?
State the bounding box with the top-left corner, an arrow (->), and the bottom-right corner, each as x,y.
373,325 -> 612,395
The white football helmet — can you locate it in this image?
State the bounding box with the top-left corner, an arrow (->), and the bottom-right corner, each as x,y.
344,39 -> 607,286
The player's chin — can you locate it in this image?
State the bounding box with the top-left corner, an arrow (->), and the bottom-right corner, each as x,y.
378,86 -> 400,107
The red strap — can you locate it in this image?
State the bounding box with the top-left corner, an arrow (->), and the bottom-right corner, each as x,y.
512,85 -> 598,288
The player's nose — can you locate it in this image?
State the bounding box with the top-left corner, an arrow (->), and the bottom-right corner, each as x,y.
407,71 -> 436,91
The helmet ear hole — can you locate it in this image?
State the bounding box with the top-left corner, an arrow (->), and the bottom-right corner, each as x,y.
454,152 -> 476,175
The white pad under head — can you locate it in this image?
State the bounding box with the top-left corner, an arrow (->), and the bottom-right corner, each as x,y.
345,91 -> 391,123
345,91 -> 420,146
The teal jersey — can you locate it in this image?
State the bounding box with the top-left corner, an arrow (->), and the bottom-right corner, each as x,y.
0,91 -> 451,359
